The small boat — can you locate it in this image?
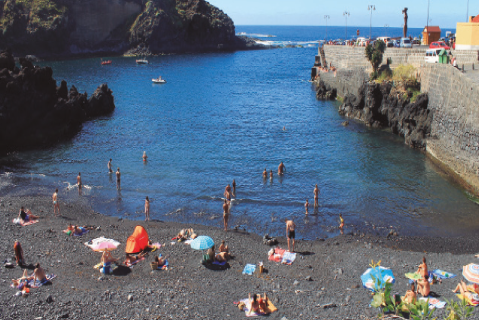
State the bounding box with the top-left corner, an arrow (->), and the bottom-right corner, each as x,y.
152,76 -> 166,84
101,60 -> 112,65
136,58 -> 149,64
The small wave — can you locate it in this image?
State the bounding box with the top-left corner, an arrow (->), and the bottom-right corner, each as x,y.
236,32 -> 276,38
254,40 -> 320,48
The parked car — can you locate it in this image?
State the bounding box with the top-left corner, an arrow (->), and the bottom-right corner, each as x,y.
386,40 -> 394,47
400,38 -> 412,48
412,39 -> 420,45
425,48 -> 442,63
429,41 -> 450,50
394,40 -> 401,47
356,37 -> 367,46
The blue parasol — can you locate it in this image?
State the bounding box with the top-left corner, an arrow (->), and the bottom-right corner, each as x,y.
190,236 -> 215,250
361,266 -> 395,292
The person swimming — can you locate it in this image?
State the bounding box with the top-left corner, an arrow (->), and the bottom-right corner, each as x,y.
143,151 -> 148,162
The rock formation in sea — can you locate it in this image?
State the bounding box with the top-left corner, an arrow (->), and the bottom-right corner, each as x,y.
0,0 -> 256,57
317,80 -> 432,149
0,50 -> 115,153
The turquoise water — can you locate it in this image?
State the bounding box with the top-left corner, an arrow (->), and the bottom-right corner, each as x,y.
0,26 -> 476,239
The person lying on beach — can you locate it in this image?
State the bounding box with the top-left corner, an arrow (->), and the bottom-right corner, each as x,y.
452,280 -> 479,298
188,228 -> 197,239
219,240 -> 229,253
18,207 -> 39,222
416,276 -> 430,297
11,269 -> 30,289
402,283 -> 417,304
14,240 -> 25,266
215,251 -> 231,263
124,252 -> 147,265
177,229 -> 189,241
248,293 -> 269,315
416,257 -> 428,279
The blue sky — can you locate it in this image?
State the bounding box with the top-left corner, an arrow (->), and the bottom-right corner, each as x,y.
207,0 -> 479,28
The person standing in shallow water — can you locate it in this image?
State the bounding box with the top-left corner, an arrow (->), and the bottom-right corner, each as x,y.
77,173 -> 82,194
116,168 -> 121,189
278,162 -> 286,175
52,188 -> 59,216
232,179 -> 236,197
269,170 -> 273,180
304,199 -> 309,215
285,218 -> 295,252
262,168 -> 267,179
223,199 -> 230,231
145,196 -> 150,221
108,159 -> 113,173
313,184 -> 319,208
143,151 -> 148,162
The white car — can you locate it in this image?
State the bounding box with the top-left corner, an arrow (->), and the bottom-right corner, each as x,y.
425,49 -> 442,63
400,38 -> 412,48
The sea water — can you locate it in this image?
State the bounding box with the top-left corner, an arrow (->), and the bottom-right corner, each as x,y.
0,26 -> 476,239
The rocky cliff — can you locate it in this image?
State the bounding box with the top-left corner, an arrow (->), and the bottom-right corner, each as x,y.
0,50 -> 115,153
0,0 -> 252,57
317,81 -> 432,149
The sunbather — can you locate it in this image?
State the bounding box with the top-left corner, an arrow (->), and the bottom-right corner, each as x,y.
154,255 -> 167,267
248,293 -> 269,315
402,283 -> 417,304
32,263 -> 47,283
188,228 -> 197,239
124,252 -> 147,265
416,276 -> 430,297
207,245 -> 215,263
452,280 -> 479,299
18,207 -> 39,222
14,241 -> 25,266
215,251 -> 231,263
219,240 -> 229,253
177,229 -> 188,241
11,269 -> 30,289
416,256 -> 428,279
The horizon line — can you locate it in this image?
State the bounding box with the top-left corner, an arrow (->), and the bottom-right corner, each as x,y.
235,24 -> 457,29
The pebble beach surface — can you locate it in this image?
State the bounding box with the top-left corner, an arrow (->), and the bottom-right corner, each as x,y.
0,196 -> 478,320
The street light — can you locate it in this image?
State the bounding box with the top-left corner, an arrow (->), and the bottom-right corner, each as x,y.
343,11 -> 350,41
466,0 -> 469,22
384,24 -> 389,36
368,5 -> 375,40
324,15 -> 330,41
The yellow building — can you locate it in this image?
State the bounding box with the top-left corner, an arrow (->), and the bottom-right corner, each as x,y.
455,15 -> 479,50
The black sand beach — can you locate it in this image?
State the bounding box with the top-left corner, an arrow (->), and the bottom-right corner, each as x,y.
0,195 -> 478,319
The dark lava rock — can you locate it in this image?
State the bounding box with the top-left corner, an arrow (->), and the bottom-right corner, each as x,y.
46,295 -> 54,303
0,55 -> 115,153
315,80 -> 337,100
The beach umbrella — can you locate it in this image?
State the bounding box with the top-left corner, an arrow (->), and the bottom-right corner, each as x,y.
85,237 -> 120,252
190,236 -> 214,250
361,266 -> 395,292
462,263 -> 479,284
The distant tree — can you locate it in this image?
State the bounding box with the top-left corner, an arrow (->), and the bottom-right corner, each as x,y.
365,41 -> 386,78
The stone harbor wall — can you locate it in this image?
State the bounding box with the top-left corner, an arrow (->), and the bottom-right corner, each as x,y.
419,64 -> 479,193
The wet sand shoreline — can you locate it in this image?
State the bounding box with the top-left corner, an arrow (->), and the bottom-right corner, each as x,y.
0,195 -> 478,319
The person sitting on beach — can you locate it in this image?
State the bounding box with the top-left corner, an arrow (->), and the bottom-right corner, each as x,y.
215,251 -> 231,263
154,255 -> 167,267
416,276 -> 430,297
18,207 -> 39,222
452,280 -> 479,301
100,251 -> 117,274
219,240 -> 229,253
248,293 -> 269,315
124,252 -> 147,265
206,245 -> 215,263
14,240 -> 25,266
402,283 -> 417,304
416,257 -> 428,279
32,263 -> 47,283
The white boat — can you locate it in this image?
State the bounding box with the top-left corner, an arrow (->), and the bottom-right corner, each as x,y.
136,58 -> 148,64
152,76 -> 166,84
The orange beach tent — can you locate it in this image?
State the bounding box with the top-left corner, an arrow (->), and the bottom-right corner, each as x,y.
125,225 -> 149,254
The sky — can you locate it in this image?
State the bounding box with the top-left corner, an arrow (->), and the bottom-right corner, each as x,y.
207,0 -> 479,28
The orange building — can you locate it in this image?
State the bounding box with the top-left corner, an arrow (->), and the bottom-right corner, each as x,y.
422,26 -> 441,45
455,15 -> 479,50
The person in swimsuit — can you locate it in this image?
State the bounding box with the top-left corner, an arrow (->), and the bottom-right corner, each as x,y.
206,245 -> 215,263
269,170 -> 273,180
77,173 -> 82,189
223,199 -> 230,231
278,162 -> 286,175
224,184 -> 231,200
305,199 -> 309,215
416,276 -> 430,297
402,283 -> 417,304
215,251 -> 231,263
416,257 -> 428,279
124,252 -> 147,265
32,263 -> 47,283
313,184 -> 319,208
143,151 -> 148,162
452,280 -> 479,302
339,214 -> 345,234
248,293 -> 269,315
219,240 -> 229,253
52,188 -> 60,215
108,159 -> 113,173
145,196 -> 150,221
14,241 -> 24,266
262,168 -> 267,179
18,207 -> 39,222
285,218 -> 296,252
116,168 -> 121,189
232,179 -> 236,197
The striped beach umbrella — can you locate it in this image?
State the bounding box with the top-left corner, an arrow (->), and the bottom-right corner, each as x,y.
463,263 -> 479,284
190,236 -> 214,250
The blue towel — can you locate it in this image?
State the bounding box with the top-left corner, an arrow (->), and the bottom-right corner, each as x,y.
74,228 -> 89,237
157,253 -> 169,269
432,269 -> 456,279
212,260 -> 226,266
242,264 -> 256,275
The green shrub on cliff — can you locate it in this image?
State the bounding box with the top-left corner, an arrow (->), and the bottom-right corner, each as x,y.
1,0 -> 67,31
393,64 -> 416,82
365,40 -> 386,79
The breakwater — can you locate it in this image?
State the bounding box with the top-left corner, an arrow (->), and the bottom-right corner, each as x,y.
314,45 -> 479,195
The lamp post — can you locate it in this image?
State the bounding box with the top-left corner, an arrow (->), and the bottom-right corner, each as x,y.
384,24 -> 389,36
368,5 -> 375,40
343,11 -> 350,41
324,15 -> 330,41
466,0 -> 469,22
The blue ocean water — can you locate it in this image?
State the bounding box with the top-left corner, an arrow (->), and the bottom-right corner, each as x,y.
0,26 -> 476,240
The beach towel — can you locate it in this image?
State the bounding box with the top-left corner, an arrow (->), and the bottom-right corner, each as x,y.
268,247 -> 286,263
12,218 -> 39,226
184,238 -> 194,245
63,228 -> 89,236
456,293 -> 479,306
407,271 -> 439,285
239,297 -> 278,317
432,269 -> 456,279
126,257 -> 145,268
419,297 -> 447,309
281,252 -> 296,265
212,260 -> 226,266
405,272 -> 423,281
243,264 -> 256,275
150,242 -> 162,252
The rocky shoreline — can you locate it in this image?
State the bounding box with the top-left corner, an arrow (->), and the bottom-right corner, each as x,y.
0,194 -> 477,319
